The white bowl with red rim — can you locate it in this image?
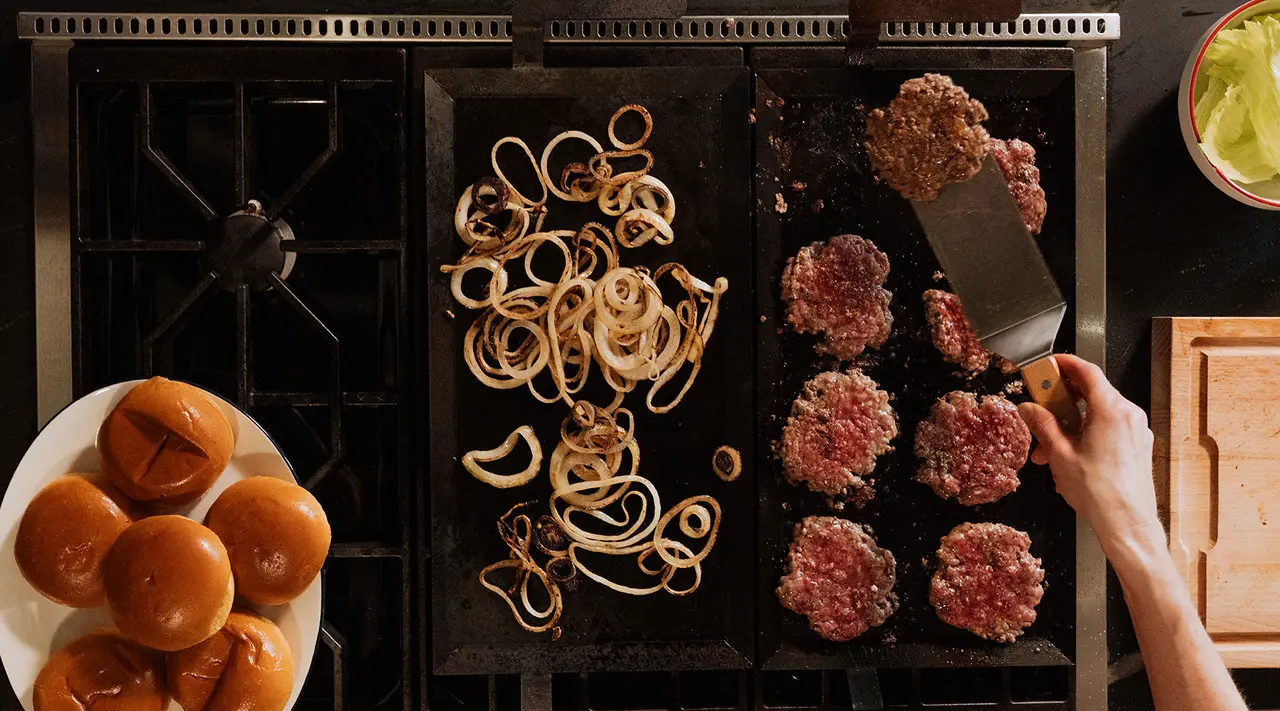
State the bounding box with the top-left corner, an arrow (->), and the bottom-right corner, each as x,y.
1179,0 -> 1280,209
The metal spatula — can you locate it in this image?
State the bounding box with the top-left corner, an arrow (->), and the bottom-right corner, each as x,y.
912,156 -> 1083,431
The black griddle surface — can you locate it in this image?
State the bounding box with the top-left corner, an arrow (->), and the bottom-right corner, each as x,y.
424,65 -> 755,675
753,47 -> 1079,670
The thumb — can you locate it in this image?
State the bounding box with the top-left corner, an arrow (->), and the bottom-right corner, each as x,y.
1018,402 -> 1071,458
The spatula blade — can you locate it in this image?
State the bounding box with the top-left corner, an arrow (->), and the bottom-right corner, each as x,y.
910,156 -> 1066,368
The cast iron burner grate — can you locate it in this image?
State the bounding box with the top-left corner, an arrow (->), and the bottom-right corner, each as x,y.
67,47 -> 411,711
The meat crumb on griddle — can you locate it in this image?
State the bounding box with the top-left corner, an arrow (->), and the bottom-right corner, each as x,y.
781,369 -> 897,505
866,74 -> 991,201
989,137 -> 1048,235
915,392 -> 1031,506
931,522 -> 1044,643
781,235 -> 893,360
923,290 -> 1016,374
778,516 -> 898,642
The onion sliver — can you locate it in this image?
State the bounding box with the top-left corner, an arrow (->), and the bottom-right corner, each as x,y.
450,258 -> 508,310
479,559 -> 563,635
542,130 -> 604,202
619,175 -> 675,223
616,208 -> 674,248
653,496 -> 720,569
492,136 -> 548,208
463,425 -> 543,489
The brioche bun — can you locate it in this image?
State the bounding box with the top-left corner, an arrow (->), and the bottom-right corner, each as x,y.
97,377 -> 233,506
16,474 -> 136,607
103,516 -> 233,651
166,609 -> 294,711
34,629 -> 167,711
204,476 -> 330,605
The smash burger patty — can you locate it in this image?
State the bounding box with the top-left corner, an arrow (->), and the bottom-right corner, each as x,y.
778,516 -> 898,642
866,75 -> 1050,233
781,235 -> 893,361
914,391 -> 1031,506
922,290 -> 1017,375
988,137 -> 1048,235
866,74 -> 991,201
780,369 -> 897,505
930,522 -> 1044,643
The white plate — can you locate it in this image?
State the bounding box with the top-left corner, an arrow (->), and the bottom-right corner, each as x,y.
0,380 -> 321,710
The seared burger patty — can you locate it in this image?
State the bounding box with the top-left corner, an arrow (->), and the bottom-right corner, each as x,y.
781,235 -> 893,361
922,290 -> 1016,374
989,137 -> 1048,235
915,392 -> 1031,506
866,74 -> 991,201
781,369 -> 897,505
778,516 -> 898,642
930,522 -> 1044,643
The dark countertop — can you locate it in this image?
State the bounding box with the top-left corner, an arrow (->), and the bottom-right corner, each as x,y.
2,1 -> 1278,708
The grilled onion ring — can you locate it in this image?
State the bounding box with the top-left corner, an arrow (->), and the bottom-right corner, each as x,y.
608,103 -> 654,150
492,136 -> 548,208
542,130 -> 605,202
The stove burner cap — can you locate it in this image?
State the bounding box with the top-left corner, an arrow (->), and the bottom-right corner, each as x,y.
205,201 -> 296,291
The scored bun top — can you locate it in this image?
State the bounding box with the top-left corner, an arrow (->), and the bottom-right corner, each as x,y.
34,628 -> 167,711
97,376 -> 234,506
167,609 -> 294,711
16,474 -> 136,608
103,515 -> 234,652
204,476 -> 331,605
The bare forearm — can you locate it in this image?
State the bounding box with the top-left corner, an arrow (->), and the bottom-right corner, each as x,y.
1109,531 -> 1246,711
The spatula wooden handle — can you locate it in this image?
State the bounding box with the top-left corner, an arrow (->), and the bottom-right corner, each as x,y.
1022,356 -> 1083,434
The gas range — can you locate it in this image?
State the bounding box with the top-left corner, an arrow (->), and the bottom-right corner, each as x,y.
20,10 -> 1117,711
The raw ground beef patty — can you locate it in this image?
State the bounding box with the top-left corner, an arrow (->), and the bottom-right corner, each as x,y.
780,369 -> 897,505
988,137 -> 1048,235
866,74 -> 991,201
915,391 -> 1031,506
930,522 -> 1044,643
922,290 -> 1016,375
781,235 -> 893,360
778,516 -> 898,642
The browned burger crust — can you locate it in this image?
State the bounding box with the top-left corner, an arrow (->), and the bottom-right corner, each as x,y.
778,516 -> 898,642
866,74 -> 991,201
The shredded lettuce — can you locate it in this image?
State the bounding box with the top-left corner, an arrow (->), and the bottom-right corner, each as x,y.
1196,14 -> 1280,183
1194,75 -> 1229,135
1201,83 -> 1278,183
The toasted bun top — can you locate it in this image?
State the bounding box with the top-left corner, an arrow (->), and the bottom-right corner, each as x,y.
34,629 -> 167,711
204,476 -> 330,605
97,377 -> 234,506
167,609 -> 294,711
16,474 -> 136,607
103,515 -> 234,651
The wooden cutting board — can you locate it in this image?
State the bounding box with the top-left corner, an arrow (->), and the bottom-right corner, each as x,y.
1153,317 -> 1280,668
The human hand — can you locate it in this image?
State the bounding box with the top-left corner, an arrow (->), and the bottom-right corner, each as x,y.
1017,355 -> 1165,565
